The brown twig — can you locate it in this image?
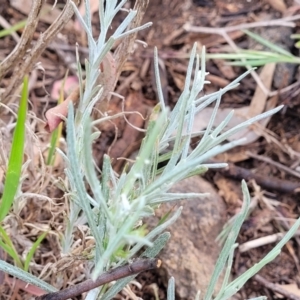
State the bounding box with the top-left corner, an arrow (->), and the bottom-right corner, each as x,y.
183,15 -> 300,34
254,274 -> 300,300
0,0 -> 42,83
246,151 -> 300,179
239,230 -> 300,252
217,162 -> 300,194
1,0 -> 79,103
114,0 -> 150,76
35,258 -> 161,300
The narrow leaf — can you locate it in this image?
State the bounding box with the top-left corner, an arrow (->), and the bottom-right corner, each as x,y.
0,76 -> 28,222
24,231 -> 47,272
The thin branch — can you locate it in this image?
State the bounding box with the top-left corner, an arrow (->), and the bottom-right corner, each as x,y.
1,0 -> 79,103
215,161 -> 300,194
183,14 -> 300,34
247,151 -> 300,179
0,0 -> 42,82
35,258 -> 161,300
254,274 -> 300,300
239,231 -> 300,252
114,0 -> 150,79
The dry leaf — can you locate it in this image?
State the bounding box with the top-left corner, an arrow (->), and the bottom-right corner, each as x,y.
212,59 -> 236,80
51,76 -> 79,100
6,277 -> 46,296
248,63 -> 276,118
214,175 -> 243,207
45,52 -> 116,132
276,283 -> 300,297
192,63 -> 277,145
265,0 -> 287,13
192,100 -> 277,145
10,0 -> 74,30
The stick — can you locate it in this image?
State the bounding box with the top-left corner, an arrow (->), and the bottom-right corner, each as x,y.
254,274 -> 300,300
35,258 -> 161,300
218,162 -> 300,194
183,15 -> 300,34
1,0 -> 79,103
239,231 -> 300,252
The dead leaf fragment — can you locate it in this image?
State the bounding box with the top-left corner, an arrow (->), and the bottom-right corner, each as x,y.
192,63 -> 277,145
265,0 -> 287,13
45,52 -> 116,132
51,76 -> 79,100
248,63 -> 276,118
10,0 -> 74,30
277,283 -> 300,297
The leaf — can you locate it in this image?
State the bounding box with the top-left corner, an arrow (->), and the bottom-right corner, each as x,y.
0,260 -> 57,293
167,277 -> 175,300
74,0 -> 100,31
265,0 -> 287,13
192,64 -> 277,146
243,30 -> 293,57
0,225 -> 23,268
24,231 -> 47,272
0,19 -> 26,38
0,76 -> 28,222
47,72 -> 70,165
204,181 -> 251,300
248,63 -> 276,118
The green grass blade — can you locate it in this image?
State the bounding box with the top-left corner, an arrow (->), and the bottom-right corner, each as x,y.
0,20 -> 27,38
46,72 -> 68,165
0,76 -> 28,222
206,53 -> 268,60
46,128 -> 60,165
0,225 -> 23,268
229,56 -> 299,67
24,231 -> 47,272
229,58 -> 281,67
243,29 -> 294,57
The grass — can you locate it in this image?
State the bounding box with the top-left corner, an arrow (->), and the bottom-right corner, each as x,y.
46,72 -> 67,166
0,76 -> 47,272
0,19 -> 26,38
206,29 -> 300,67
0,76 -> 28,222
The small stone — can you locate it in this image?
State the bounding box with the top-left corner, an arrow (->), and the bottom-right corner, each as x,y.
149,176 -> 226,299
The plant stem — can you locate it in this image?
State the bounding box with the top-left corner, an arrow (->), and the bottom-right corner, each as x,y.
35,258 -> 161,300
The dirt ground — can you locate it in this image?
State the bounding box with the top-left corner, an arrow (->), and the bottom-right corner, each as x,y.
1,0 -> 300,299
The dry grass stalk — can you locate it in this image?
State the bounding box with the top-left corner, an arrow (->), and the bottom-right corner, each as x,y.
0,0 -> 80,104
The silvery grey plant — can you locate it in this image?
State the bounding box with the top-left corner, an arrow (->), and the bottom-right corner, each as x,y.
0,1 -> 299,299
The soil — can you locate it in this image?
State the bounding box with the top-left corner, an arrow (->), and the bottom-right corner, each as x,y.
1,0 -> 300,299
